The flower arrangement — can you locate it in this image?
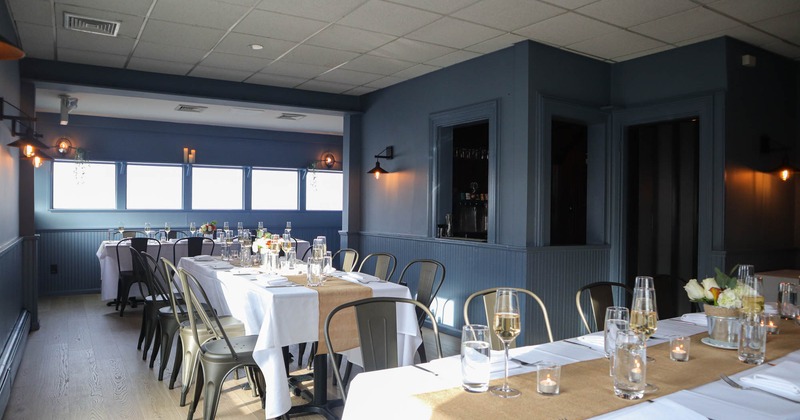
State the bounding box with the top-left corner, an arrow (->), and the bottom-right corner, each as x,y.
684,266 -> 743,309
252,236 -> 270,253
200,221 -> 217,235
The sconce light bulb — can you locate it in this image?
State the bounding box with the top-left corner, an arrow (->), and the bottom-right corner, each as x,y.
779,169 -> 790,181
32,156 -> 43,168
374,171 -> 381,180
22,144 -> 35,157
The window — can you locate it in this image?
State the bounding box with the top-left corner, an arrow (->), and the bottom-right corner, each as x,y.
252,169 -> 298,210
305,171 -> 342,211
53,161 -> 116,209
191,167 -> 243,210
126,164 -> 183,209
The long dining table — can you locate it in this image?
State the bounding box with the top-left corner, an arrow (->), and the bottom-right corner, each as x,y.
177,256 -> 422,419
343,316 -> 800,419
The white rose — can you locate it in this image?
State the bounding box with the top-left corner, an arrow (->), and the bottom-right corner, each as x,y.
684,279 -> 706,301
717,289 -> 741,308
701,277 -> 720,300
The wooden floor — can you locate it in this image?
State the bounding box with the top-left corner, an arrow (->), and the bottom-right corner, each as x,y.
4,294 -> 459,420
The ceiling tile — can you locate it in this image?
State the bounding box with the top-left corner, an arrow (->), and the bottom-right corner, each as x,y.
611,44 -> 674,62
296,79 -> 357,94
58,47 -> 128,67
259,61 -> 331,79
245,73 -> 307,88
150,0 -> 251,30
315,68 -> 384,85
546,0 -> 597,9
214,33 -> 296,59
189,65 -> 253,82
753,11 -> 800,45
387,0 -> 479,14
370,38 -> 455,62
465,33 -> 527,53
16,22 -> 55,59
255,0 -> 366,22
406,17 -> 504,49
576,0 -> 697,28
453,0 -> 567,31
425,50 -> 481,67
279,44 -> 360,67
54,3 -> 145,38
219,0 -> 260,6
631,7 -> 741,44
340,54 -> 416,75
234,9 -> 329,42
56,27 -> 136,54
568,28 -> 666,59
126,57 -> 194,75
759,40 -> 800,60
704,0 -> 800,24
8,0 -> 51,26
199,52 -> 272,72
140,20 -> 225,50
365,75 -> 406,89
131,41 -> 209,64
338,0 -> 442,36
343,86 -> 377,95
515,12 -> 618,46
674,25 -> 779,48
54,0 -> 154,16
307,25 -> 396,53
392,63 -> 441,78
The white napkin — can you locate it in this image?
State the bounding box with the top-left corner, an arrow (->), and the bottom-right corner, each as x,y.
230,267 -> 259,275
490,350 -> 520,372
740,361 -> 800,402
266,278 -> 295,287
680,313 -> 708,326
594,398 -> 706,420
577,334 -> 605,347
192,255 -> 214,261
208,262 -> 233,270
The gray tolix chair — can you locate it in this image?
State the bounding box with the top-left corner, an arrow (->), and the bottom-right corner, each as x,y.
575,282 -> 633,333
464,287 -> 554,350
357,252 -> 397,282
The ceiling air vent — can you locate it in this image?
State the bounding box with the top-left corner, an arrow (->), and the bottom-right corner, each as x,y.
277,113 -> 306,121
175,104 -> 208,113
63,13 -> 120,37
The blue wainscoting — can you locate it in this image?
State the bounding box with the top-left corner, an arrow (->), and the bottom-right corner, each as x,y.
0,238 -> 23,345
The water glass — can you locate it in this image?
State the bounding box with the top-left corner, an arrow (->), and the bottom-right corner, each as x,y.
779,282 -> 799,319
613,330 -> 646,400
322,251 -> 333,274
461,324 -> 491,393
144,222 -> 151,237
604,307 -> 630,357
266,252 -> 279,275
307,258 -> 323,287
287,250 -> 297,270
738,312 -> 766,365
312,238 -> 324,260
536,362 -> 561,395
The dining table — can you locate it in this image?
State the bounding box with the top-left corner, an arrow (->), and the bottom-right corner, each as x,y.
343,315 -> 800,419
177,256 -> 422,419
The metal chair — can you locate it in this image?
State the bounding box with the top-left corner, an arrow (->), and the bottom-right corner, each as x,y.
332,248 -> 359,272
575,281 -> 633,333
357,252 -> 397,282
180,268 -> 264,420
172,236 -> 215,262
324,297 -> 442,403
115,237 -> 161,316
464,287 -> 554,350
129,249 -> 170,362
301,246 -> 313,262
397,259 -> 445,363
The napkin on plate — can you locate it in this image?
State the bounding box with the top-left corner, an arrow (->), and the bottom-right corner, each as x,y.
265,278 -> 296,287
577,334 -> 605,348
208,262 -> 233,270
680,312 -> 708,326
192,255 -> 214,261
740,361 -> 800,402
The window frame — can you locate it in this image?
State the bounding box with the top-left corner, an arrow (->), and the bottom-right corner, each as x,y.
190,165 -> 245,211
124,162 -> 185,210
51,159 -> 118,211
250,167 -> 300,211
304,169 -> 344,211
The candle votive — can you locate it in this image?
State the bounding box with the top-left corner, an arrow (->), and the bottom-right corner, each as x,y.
670,336 -> 690,362
536,362 -> 560,395
764,313 -> 780,334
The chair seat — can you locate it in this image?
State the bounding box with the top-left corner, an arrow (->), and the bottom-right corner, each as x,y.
201,335 -> 259,361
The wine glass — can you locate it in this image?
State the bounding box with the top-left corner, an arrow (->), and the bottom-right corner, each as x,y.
117,222 -> 124,236
490,288 -> 521,398
164,222 -> 171,238
738,265 -> 763,313
281,233 -> 293,254
630,286 -> 659,393
144,223 -> 151,237
189,222 -> 197,236
285,221 -> 292,235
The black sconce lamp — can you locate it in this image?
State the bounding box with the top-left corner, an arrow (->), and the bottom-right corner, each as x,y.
760,136 -> 799,182
0,35 -> 25,61
367,146 -> 393,179
1,97 -> 51,167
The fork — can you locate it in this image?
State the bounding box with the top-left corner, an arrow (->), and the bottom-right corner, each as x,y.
719,374 -> 800,404
511,358 -> 541,366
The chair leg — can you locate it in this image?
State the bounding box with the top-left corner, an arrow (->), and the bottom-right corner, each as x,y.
158,323 -> 178,381
342,361 -> 354,388
417,342 -> 428,364
148,322 -> 161,367
169,338 -> 183,389
142,308 -> 157,360
201,362 -> 232,420
298,342 -> 306,367
306,342 -> 317,370
188,364 -> 204,420
137,310 -> 147,350
181,343 -> 202,407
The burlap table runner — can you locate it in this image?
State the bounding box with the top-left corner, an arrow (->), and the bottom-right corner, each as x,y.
415,319 -> 800,419
286,274 -> 373,355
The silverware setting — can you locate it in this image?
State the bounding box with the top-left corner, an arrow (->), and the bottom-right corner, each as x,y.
412,365 -> 438,376
564,339 -> 606,353
511,358 -> 541,366
719,374 -> 800,404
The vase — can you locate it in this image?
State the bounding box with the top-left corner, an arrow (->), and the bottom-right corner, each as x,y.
704,304 -> 740,346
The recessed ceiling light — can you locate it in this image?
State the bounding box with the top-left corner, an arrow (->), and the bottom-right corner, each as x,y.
249,44 -> 263,50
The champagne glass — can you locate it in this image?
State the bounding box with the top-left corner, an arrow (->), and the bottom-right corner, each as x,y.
144,223 -> 151,237
281,233 -> 293,253
257,221 -> 264,238
738,265 -> 763,314
490,288 -> 521,398
164,222 -> 171,239
223,221 -> 230,232
189,222 -> 197,236
285,221 -> 291,235
630,286 -> 659,393
117,222 -> 124,236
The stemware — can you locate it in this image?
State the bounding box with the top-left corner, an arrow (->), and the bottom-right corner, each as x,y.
189,222 -> 197,236
630,285 -> 659,393
164,222 -> 171,234
117,222 -> 124,235
144,223 -> 151,237
738,265 -> 764,314
281,233 -> 293,254
285,221 -> 292,234
490,288 -> 521,398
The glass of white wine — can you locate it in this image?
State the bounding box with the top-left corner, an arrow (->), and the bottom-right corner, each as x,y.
189,222 -> 197,237
490,288 -> 521,398
738,265 -> 764,313
630,285 -> 659,393
164,222 -> 171,240
117,222 -> 124,236
281,233 -> 292,254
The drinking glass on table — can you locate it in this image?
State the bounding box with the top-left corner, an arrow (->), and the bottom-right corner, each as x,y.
117,222 -> 125,236
461,324 -> 491,392
630,285 -> 659,393
164,222 -> 171,239
739,265 -> 764,314
490,288 -> 521,398
604,306 -> 630,375
189,222 -> 197,237
281,233 -> 292,254
144,223 -> 151,237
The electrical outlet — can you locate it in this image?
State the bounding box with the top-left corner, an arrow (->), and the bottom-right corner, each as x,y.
50,264 -> 58,274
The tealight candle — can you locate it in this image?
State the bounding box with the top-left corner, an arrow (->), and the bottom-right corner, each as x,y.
536,362 -> 561,395
629,359 -> 643,383
764,313 -> 780,334
670,336 -> 690,362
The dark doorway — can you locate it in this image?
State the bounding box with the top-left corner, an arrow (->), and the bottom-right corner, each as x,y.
551,119 -> 588,245
626,118 -> 699,318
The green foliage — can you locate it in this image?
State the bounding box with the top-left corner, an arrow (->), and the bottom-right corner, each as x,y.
714,265 -> 739,290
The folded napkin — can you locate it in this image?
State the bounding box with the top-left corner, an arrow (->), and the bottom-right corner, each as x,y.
597,398 -> 706,420
740,361 -> 800,402
680,312 -> 708,326
577,334 -> 605,347
192,255 -> 214,261
489,351 -> 520,372
208,262 -> 233,270
230,267 -> 260,275
265,278 -> 295,287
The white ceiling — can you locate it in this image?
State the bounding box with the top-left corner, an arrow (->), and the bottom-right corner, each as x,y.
7,0 -> 800,134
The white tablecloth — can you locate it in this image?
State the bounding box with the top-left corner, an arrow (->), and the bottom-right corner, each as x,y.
342,318 -> 800,420
178,257 -> 421,419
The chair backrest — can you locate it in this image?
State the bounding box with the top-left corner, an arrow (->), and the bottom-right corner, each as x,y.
357,252 -> 397,282
160,257 -> 186,324
116,237 -> 161,275
122,230 -> 144,238
575,281 -> 633,333
129,249 -> 169,301
301,246 -> 312,262
398,259 -> 446,326
324,296 -> 442,403
463,287 -> 554,350
332,248 -> 359,272
173,236 -> 215,261
178,268 -> 238,358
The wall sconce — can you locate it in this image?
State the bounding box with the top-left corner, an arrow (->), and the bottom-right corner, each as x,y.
56,137 -> 73,155
183,147 -> 196,163
59,95 -> 78,126
367,146 -> 393,179
322,152 -> 336,168
0,34 -> 25,60
760,136 -> 798,181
